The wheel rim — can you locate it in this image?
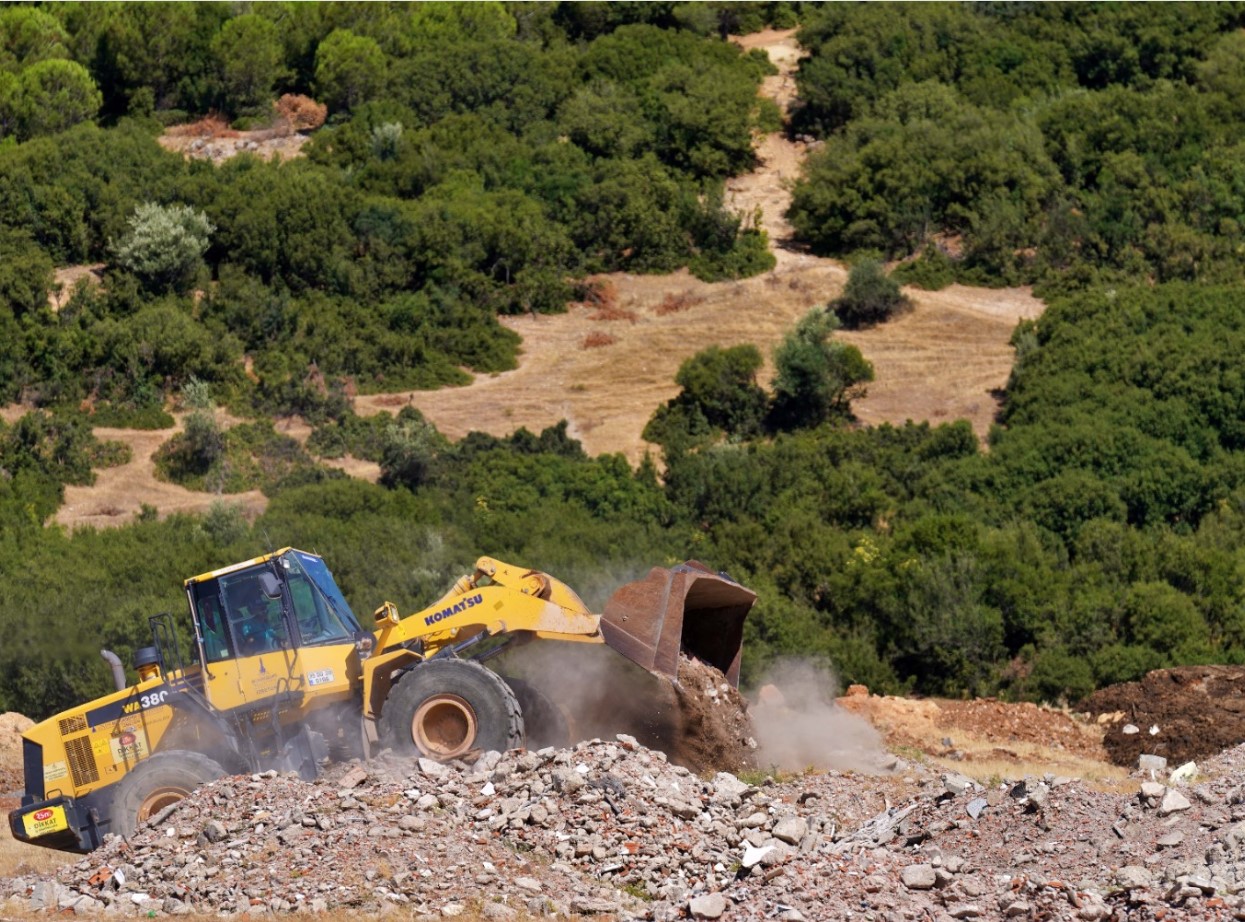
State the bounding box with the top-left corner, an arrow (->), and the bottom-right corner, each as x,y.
412,694 -> 477,759
136,785 -> 192,823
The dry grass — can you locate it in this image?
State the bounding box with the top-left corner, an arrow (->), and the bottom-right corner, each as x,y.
654,292 -> 703,316
582,332 -> 617,349
0,831 -> 74,879
163,112 -> 236,139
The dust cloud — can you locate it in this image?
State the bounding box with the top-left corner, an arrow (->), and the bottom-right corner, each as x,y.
494,641 -> 756,773
749,658 -> 893,774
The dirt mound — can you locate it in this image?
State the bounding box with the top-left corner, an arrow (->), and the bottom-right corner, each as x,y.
0,712 -> 32,771
663,655 -> 756,773
1081,664 -> 1245,769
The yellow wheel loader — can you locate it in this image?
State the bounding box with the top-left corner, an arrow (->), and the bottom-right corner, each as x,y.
8,547 -> 754,853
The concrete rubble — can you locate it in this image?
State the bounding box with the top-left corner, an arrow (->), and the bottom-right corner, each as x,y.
5,736 -> 1245,920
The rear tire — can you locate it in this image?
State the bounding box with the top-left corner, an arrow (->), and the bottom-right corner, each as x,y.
378,659 -> 523,760
111,750 -> 227,838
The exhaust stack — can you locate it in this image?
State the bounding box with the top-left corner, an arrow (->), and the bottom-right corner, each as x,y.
100,650 -> 126,692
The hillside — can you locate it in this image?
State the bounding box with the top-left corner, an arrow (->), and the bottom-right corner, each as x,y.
44,29 -> 1042,530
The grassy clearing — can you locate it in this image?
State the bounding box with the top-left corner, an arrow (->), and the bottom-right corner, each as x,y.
0,829 -> 73,879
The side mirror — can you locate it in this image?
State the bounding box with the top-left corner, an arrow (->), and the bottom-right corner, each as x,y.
259,572 -> 282,600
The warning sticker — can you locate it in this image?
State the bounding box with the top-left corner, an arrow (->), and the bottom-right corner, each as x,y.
44,760 -> 68,783
22,805 -> 68,838
109,727 -> 149,765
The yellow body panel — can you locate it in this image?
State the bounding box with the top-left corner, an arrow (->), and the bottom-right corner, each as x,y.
201,644 -> 358,712
23,672 -> 177,801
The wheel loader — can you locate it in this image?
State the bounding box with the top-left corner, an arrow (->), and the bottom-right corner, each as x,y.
8,547 -> 754,853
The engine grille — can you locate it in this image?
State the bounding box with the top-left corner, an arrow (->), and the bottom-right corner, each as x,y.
59,715 -> 87,736
65,736 -> 99,787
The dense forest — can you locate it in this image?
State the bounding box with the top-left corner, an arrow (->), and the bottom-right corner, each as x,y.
3,2 -> 1245,721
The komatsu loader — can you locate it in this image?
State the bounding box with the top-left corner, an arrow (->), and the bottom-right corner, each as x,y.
8,548 -> 754,853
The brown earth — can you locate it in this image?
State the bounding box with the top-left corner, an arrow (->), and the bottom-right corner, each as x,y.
1081,664 -> 1245,769
53,412 -> 267,530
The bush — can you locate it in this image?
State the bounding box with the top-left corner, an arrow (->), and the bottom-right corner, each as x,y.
111,203 -> 214,295
830,260 -> 912,329
769,310 -> 874,430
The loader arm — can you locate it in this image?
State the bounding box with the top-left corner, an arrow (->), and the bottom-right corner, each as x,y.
374,556 -> 603,657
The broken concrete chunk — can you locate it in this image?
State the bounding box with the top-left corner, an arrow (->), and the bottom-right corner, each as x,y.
1158,789 -> 1192,816
688,892 -> 727,920
901,864 -> 937,890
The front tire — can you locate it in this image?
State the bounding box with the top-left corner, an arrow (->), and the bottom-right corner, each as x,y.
111,750 -> 227,838
378,659 -> 523,760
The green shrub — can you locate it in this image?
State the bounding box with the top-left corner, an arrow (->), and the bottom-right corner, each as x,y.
830,260 -> 912,329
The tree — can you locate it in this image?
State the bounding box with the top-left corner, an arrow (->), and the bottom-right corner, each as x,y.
314,29 -> 386,114
15,59 -> 100,139
212,13 -> 286,114
379,408 -> 447,490
0,7 -> 70,70
831,260 -> 912,329
112,203 -> 214,295
769,310 -> 874,430
643,345 -> 768,447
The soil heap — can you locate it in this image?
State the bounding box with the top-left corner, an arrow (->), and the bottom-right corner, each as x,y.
1081,665 -> 1245,769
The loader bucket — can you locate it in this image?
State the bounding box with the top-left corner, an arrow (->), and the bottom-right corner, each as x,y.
600,562 -> 756,688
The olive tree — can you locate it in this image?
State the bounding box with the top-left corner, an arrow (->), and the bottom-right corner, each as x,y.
112,203 -> 214,295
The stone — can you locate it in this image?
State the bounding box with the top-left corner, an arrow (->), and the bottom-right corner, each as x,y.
947,905 -> 982,919
771,816 -> 808,845
1140,781 -> 1166,802
1169,761 -> 1198,784
1116,866 -> 1153,889
688,892 -> 728,920
418,758 -> 450,779
1156,831 -> 1185,848
943,774 -> 975,796
901,864 -> 937,890
514,877 -> 542,893
741,844 -> 773,869
202,819 -> 228,843
338,766 -> 369,788
712,772 -> 750,804
1159,789 -> 1192,815
966,797 -> 988,820
1138,754 -> 1168,774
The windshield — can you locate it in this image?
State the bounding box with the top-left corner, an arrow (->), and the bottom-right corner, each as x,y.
284,551 -> 363,644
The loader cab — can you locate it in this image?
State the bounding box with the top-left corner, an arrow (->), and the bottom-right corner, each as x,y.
186,548 -> 366,671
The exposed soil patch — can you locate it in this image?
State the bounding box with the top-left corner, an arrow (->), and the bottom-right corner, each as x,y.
1081,665 -> 1245,769
54,414 -> 266,530
838,689 -> 1124,786
48,264 -> 104,311
158,116 -> 309,163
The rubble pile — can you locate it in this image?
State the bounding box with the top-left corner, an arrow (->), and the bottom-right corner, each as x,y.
6,736 -> 1245,920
